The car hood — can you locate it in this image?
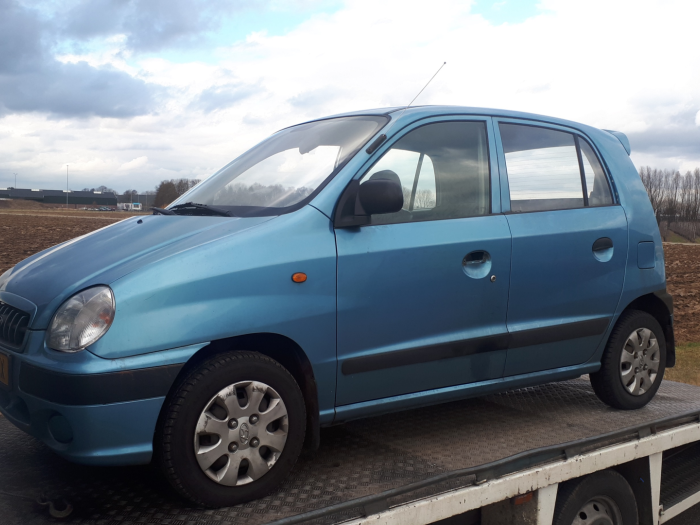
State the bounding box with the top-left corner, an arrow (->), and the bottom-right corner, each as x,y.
0,214 -> 273,329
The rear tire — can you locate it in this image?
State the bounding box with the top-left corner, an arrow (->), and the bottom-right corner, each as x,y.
591,310 -> 666,410
156,351 -> 306,508
553,470 -> 638,525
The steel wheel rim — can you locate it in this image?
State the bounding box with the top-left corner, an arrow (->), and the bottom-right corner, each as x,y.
571,495 -> 623,525
193,380 -> 289,486
619,327 -> 660,396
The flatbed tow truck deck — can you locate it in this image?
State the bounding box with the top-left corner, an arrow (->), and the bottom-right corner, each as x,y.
2,378 -> 700,525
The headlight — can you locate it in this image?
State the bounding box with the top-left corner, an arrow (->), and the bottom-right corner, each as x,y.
47,286 -> 115,352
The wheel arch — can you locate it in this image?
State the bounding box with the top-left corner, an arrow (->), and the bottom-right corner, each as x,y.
159,333 -> 321,452
619,291 -> 675,368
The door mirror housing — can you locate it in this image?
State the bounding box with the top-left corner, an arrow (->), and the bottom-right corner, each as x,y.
334,179 -> 404,228
358,179 -> 403,216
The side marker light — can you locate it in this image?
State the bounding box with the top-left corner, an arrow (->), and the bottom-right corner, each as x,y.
292,273 -> 307,283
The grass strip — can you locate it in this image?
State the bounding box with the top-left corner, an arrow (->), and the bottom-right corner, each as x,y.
666,342 -> 700,386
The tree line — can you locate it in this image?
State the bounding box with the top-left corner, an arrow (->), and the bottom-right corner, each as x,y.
153,178 -> 201,207
80,179 -> 201,208
640,166 -> 700,241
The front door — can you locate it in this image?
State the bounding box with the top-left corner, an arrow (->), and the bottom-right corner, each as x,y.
494,120 -> 628,376
335,119 -> 512,406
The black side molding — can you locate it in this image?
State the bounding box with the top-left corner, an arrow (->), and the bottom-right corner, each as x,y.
19,362 -> 183,405
508,317 -> 610,349
342,334 -> 509,376
342,317 -> 611,375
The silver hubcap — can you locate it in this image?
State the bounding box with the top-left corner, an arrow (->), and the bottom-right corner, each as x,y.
194,381 -> 289,486
620,327 -> 660,396
572,496 -> 623,524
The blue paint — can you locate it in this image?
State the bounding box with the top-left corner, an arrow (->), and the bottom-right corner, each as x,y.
10,392 -> 164,465
638,241 -> 656,269
0,105 -> 668,466
463,250 -> 492,279
593,246 -> 614,263
335,362 -> 601,422
335,214 -> 511,405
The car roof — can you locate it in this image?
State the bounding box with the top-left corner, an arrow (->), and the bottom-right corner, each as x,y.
322,105 -> 594,131
306,105 -> 626,153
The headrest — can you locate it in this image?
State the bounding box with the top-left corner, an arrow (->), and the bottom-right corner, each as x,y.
369,169 -> 401,186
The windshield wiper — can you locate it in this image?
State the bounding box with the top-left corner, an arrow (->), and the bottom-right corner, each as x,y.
152,207 -> 176,215
168,202 -> 234,217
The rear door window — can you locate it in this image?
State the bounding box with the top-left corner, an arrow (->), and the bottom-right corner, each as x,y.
499,123 -> 613,213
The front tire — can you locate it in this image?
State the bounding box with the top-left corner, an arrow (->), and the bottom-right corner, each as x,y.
591,310 -> 666,410
553,470 -> 638,525
157,351 -> 306,507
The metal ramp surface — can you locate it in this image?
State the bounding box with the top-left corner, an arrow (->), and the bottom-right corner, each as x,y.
2,378 -> 700,525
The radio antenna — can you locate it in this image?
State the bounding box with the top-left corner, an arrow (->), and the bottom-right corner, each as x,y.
395,61 -> 447,120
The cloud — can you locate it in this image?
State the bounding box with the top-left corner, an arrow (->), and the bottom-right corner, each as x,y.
628,127 -> 700,159
118,156 -> 149,171
1,0 -> 700,193
624,107 -> 700,158
0,0 -> 162,118
0,0 -> 44,74
1,61 -> 162,118
190,83 -> 259,113
696,110 -> 700,127
288,87 -> 342,110
61,0 -> 254,52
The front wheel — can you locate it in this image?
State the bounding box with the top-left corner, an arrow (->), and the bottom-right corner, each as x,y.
591,310 -> 666,410
157,351 -> 306,507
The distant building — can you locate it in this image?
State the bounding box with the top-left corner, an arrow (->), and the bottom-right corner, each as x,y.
117,203 -> 143,211
0,188 -> 118,207
117,193 -> 155,209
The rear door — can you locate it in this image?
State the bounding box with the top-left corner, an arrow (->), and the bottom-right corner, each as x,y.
335,118 -> 512,406
494,120 -> 628,376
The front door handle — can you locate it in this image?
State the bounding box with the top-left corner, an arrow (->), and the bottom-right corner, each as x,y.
464,250 -> 488,264
462,250 -> 492,279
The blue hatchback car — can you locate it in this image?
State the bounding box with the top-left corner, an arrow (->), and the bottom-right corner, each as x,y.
0,106 -> 674,507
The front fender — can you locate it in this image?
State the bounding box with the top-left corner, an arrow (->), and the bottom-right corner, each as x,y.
88,205 -> 338,415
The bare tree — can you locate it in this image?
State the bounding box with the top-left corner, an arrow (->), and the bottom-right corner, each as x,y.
414,189 -> 436,209
153,178 -> 203,208
640,166 -> 700,241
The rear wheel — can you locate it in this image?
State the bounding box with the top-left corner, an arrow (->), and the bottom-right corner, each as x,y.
591,310 -> 666,410
553,470 -> 638,525
157,351 -> 306,507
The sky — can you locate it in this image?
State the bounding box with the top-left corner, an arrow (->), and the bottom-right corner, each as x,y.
0,0 -> 699,193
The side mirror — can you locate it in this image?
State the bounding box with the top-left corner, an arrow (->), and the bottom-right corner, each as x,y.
358,179 -> 403,216
333,177 -> 404,229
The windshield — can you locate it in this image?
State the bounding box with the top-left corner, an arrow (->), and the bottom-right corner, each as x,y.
172,115 -> 388,216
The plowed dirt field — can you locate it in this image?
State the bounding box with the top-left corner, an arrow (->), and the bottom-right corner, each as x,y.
0,212 -> 698,344
0,213 -> 123,273
664,243 -> 700,343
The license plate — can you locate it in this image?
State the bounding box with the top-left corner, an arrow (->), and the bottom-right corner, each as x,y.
0,352 -> 10,389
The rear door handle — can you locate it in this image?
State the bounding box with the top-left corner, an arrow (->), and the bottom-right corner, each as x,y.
592,237 -> 613,252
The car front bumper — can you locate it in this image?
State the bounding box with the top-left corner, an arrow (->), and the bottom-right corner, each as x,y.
0,332 -> 207,466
